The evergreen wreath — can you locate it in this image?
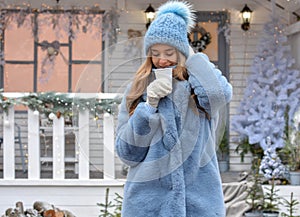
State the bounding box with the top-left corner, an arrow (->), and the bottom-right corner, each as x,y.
189,24 -> 212,52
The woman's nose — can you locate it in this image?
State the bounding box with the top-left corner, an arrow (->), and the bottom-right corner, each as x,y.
158,58 -> 170,67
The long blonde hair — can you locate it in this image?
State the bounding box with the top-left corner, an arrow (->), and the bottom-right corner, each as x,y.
126,51 -> 188,115
126,50 -> 209,119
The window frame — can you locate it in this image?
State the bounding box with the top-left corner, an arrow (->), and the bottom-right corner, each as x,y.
0,8 -> 105,93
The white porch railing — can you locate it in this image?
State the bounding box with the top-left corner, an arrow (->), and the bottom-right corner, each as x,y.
0,93 -> 121,182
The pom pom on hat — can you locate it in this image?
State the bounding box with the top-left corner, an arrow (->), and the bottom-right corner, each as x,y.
156,1 -> 195,33
144,1 -> 196,58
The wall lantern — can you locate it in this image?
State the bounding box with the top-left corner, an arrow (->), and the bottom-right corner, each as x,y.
241,4 -> 252,31
145,4 -> 155,29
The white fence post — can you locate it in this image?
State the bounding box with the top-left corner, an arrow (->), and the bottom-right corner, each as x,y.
28,109 -> 40,179
103,112 -> 115,179
3,106 -> 15,179
53,116 -> 65,180
78,110 -> 90,180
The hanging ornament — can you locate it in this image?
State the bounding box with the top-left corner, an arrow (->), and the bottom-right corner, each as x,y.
47,47 -> 58,57
39,40 -> 68,83
48,112 -> 56,120
103,113 -> 110,118
40,40 -> 60,59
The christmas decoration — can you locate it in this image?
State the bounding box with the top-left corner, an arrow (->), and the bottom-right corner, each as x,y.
1,201 -> 76,217
189,24 -> 212,52
0,91 -> 121,118
0,89 -> 19,111
259,137 -> 287,215
48,112 -> 56,120
231,14 -> 300,150
39,40 -> 68,83
102,6 -> 120,52
259,137 -> 287,180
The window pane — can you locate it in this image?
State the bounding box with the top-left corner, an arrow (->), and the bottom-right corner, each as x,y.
37,47 -> 69,92
4,64 -> 33,92
72,63 -> 102,93
5,16 -> 33,61
38,14 -> 69,43
72,15 -> 103,60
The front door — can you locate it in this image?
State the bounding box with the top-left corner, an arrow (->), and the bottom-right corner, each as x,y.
189,11 -> 229,79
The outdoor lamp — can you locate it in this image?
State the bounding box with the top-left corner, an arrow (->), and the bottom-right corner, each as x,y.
145,4 -> 155,29
241,4 -> 252,31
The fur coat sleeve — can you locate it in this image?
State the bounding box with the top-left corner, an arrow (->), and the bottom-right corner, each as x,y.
186,52 -> 232,118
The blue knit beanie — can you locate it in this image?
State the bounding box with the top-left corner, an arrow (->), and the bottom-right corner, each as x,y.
144,1 -> 195,58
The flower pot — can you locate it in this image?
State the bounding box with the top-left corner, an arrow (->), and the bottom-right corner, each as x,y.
262,212 -> 279,217
218,160 -> 228,173
244,211 -> 263,217
289,171 -> 300,185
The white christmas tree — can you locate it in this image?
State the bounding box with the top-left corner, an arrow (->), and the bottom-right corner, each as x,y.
259,137 -> 286,180
231,14 -> 300,150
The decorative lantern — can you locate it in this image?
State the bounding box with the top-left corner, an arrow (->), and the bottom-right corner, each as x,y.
241,4 -> 252,31
145,4 -> 155,29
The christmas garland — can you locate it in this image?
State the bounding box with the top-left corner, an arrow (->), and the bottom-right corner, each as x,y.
0,91 -> 122,118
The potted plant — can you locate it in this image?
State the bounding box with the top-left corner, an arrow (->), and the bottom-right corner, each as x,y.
234,137 -> 264,165
244,158 -> 264,217
262,177 -> 282,217
217,129 -> 229,173
281,192 -> 300,217
279,111 -> 300,185
98,188 -> 123,217
280,138 -> 300,185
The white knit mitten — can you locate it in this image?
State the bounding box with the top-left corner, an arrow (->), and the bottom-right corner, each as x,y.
189,45 -> 195,57
146,78 -> 172,108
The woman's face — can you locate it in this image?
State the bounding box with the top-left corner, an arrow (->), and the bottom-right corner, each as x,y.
150,44 -> 178,68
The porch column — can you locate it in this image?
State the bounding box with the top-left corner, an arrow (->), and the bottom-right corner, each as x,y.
103,112 -> 115,179
3,106 -> 15,179
78,110 -> 90,180
53,115 -> 65,179
28,109 -> 40,179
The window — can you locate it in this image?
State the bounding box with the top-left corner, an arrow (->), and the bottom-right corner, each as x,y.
1,9 -> 104,93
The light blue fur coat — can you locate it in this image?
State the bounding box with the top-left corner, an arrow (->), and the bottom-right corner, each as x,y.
116,53 -> 232,217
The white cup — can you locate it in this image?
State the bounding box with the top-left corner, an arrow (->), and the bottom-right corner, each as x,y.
154,68 -> 173,87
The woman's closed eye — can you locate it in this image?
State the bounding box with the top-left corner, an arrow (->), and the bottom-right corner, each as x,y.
151,51 -> 160,57
165,51 -> 175,57
151,50 -> 175,58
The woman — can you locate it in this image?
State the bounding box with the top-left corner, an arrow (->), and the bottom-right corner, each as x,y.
115,1 -> 232,217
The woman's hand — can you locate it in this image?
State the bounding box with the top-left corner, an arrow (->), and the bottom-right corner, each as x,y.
146,78 -> 172,108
